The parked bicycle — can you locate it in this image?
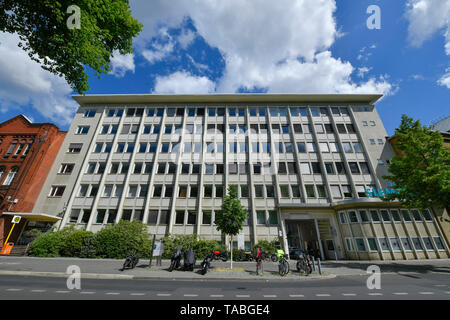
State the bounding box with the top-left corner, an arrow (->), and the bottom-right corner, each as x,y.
255,249 -> 263,275
121,252 -> 139,271
212,250 -> 228,262
201,251 -> 214,275
296,251 -> 313,275
276,249 -> 290,276
168,246 -> 183,272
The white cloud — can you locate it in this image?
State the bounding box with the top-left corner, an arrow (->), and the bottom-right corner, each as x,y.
110,51 -> 135,77
141,28 -> 175,64
357,67 -> 372,78
178,29 -> 196,49
0,32 -> 77,125
153,71 -> 215,94
406,0 -> 450,55
438,69 -> 450,88
130,0 -> 392,96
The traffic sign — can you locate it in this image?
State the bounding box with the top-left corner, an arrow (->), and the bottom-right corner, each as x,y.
11,216 -> 21,224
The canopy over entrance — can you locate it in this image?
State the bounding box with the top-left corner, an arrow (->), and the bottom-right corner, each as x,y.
2,212 -> 61,223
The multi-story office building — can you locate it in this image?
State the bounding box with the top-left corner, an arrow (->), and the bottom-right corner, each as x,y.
33,94 -> 450,261
0,115 -> 66,250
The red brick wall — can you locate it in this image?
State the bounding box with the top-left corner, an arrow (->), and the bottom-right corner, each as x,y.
0,115 -> 66,247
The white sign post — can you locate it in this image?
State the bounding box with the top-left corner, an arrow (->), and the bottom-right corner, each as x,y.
237,232 -> 244,250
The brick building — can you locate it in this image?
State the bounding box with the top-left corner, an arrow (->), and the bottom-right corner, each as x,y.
0,115 -> 66,250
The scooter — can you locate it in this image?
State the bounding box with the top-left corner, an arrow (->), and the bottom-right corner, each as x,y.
168,246 -> 182,272
212,250 -> 228,262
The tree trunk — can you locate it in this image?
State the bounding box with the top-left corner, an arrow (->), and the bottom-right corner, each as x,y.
230,235 -> 233,269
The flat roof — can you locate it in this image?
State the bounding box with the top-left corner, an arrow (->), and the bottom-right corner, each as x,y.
72,93 -> 383,105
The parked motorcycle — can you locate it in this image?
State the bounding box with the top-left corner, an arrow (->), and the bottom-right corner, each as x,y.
201,251 -> 214,275
183,248 -> 196,271
212,250 -> 228,262
168,246 -> 182,272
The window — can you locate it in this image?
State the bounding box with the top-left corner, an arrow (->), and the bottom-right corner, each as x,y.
190,185 -> 198,198
325,162 -> 335,174
422,210 -> 433,221
49,185 -> 65,197
202,211 -> 212,225
75,126 -> 89,135
359,162 -> 370,174
297,142 -> 306,153
411,210 -> 422,221
380,210 -> 391,222
164,185 -> 173,198
319,142 -> 329,153
335,162 -> 346,174
433,237 -> 445,250
329,142 -> 340,153
316,185 -> 326,198
300,162 -> 311,174
345,238 -> 354,252
422,237 -> 434,250
241,185 -> 249,198
257,211 -> 266,225
346,124 -> 356,134
342,142 -> 353,153
280,185 -> 289,198
96,209 -> 106,224
353,143 -> 363,153
86,162 -> 96,174
153,185 -> 163,198
367,238 -> 378,251
127,185 -> 137,198
138,184 -> 148,197
83,109 -> 96,117
306,142 -> 317,152
59,164 -> 74,174
69,209 -> 81,224
339,212 -> 347,224
401,237 -> 412,251
314,124 -> 324,133
204,185 -> 213,198
412,237 -> 423,250
389,238 -> 401,251
103,185 -> 113,197
311,162 -> 321,174
68,143 -> 82,153
356,185 -> 366,198
370,210 -> 380,222
336,124 -> 346,133
391,210 -> 401,222
330,185 -> 342,199
342,185 -> 352,198
291,185 -> 301,198
287,162 -> 297,174
401,209 -> 412,222
359,210 -> 370,222
176,211 -> 185,224
114,185 -> 123,198
349,162 -> 360,174
269,211 -> 278,225
355,238 -> 367,252
255,185 -> 264,198
378,237 -> 390,251
348,211 -> 358,223
305,185 -> 315,198
2,167 -> 18,186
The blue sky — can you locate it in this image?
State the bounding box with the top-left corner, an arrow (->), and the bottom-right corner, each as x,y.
0,0 -> 449,135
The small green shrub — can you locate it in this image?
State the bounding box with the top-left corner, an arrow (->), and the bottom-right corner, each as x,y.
161,234 -> 223,259
254,240 -> 278,254
59,227 -> 94,257
28,231 -> 64,257
94,220 -> 152,259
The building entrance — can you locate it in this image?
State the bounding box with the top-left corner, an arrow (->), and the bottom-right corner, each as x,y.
286,220 -> 321,259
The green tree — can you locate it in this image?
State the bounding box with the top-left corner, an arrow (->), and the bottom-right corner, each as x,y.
214,185 -> 248,268
383,115 -> 450,211
0,0 -> 142,93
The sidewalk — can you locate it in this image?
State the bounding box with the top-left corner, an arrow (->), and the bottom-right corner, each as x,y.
0,256 -> 448,281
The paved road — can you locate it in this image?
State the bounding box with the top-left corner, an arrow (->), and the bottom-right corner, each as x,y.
0,272 -> 449,300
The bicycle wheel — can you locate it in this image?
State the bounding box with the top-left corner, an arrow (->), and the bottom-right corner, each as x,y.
271,254 -> 277,262
132,257 -> 139,269
279,260 -> 289,276
168,260 -> 176,272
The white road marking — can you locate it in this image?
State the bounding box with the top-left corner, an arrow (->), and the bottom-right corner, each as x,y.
263,295 -> 277,298
236,294 -> 250,298
80,291 -> 95,294
289,294 -> 305,298
418,292 -> 434,295
157,293 -> 172,297
6,288 -> 22,292
316,294 -> 331,297
434,284 -> 447,287
130,293 -> 145,296
368,293 -> 383,296
106,292 -> 120,295
55,291 -> 70,294
342,293 -> 357,296
393,293 -> 408,295
210,295 -> 224,298
184,294 -> 198,297
30,290 -> 46,293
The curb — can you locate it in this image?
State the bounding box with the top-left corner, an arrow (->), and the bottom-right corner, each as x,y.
0,270 -> 336,281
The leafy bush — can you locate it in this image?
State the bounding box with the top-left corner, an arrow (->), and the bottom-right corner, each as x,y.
28,231 -> 64,257
59,227 -> 94,257
94,220 -> 152,259
254,240 -> 278,253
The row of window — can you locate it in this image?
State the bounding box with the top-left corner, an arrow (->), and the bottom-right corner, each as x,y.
2,142 -> 32,159
101,106 -> 356,119
344,236 -> 446,253
339,209 -> 434,224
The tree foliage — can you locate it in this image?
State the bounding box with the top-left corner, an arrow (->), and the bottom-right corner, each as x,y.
214,185 -> 248,237
383,115 -> 450,211
0,0 -> 142,93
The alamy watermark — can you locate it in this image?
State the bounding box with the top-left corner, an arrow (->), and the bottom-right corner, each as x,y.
66,265 -> 81,290
367,5 -> 381,30
366,265 -> 381,290
67,5 -> 81,30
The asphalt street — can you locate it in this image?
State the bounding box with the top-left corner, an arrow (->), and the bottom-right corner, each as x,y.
0,272 -> 449,300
